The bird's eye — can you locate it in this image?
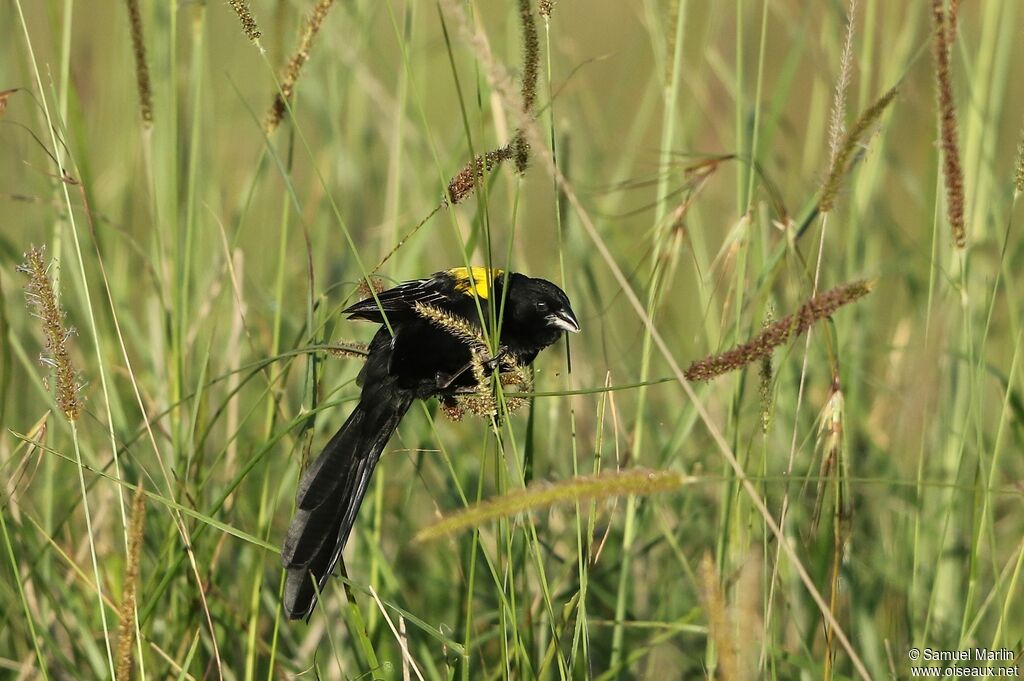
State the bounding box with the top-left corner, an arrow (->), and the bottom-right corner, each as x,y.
536,301 -> 549,313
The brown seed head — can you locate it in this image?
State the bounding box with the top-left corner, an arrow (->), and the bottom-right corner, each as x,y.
684,280 -> 873,383
124,0 -> 153,126
446,145 -> 515,205
758,308 -> 775,433
518,0 -> 539,117
931,0 -> 967,249
265,0 -> 336,133
228,0 -> 262,41
115,484 -> 146,681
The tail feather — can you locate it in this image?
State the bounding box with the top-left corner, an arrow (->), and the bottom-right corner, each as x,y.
282,386 -> 412,620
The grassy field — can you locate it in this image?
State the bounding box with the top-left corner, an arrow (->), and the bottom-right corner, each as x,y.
2,0 -> 1023,678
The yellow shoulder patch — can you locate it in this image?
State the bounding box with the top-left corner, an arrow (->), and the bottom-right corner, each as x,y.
448,266 -> 503,299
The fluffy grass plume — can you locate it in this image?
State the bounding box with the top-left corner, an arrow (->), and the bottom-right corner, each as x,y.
123,0 -> 153,125
416,469 -> 692,542
413,302 -> 489,353
685,280 -> 872,382
698,554 -> 743,681
18,246 -> 82,421
819,86 -> 898,213
931,0 -> 967,248
826,0 -> 857,168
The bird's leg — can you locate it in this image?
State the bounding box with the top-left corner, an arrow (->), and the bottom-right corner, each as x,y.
435,347 -> 510,391
434,365 -> 471,390
482,347 -> 510,372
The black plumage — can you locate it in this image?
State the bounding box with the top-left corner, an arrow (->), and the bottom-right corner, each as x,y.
281,268 -> 579,619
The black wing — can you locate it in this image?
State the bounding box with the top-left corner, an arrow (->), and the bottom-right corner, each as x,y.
343,273 -> 458,324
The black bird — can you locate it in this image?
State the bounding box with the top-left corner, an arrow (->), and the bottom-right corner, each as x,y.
281,267 -> 579,619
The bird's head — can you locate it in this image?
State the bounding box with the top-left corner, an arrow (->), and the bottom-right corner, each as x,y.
502,274 -> 580,351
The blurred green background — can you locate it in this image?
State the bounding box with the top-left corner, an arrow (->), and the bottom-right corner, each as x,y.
2,0 -> 1023,678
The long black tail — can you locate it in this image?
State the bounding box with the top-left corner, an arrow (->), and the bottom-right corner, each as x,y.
281,380 -> 412,619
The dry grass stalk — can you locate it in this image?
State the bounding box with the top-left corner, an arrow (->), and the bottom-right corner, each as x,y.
228,0 -> 262,42
684,280 -> 872,382
18,246 -> 82,421
124,0 -> 153,126
416,468 -> 691,542
265,0 -> 336,133
815,378 -> 850,678
663,0 -> 680,91
931,0 -> 967,249
115,484 -> 147,681
819,86 -> 898,213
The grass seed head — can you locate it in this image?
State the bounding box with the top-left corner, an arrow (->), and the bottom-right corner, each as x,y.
446,145 -> 515,204
416,469 -> 691,542
827,0 -> 858,168
819,86 -> 898,213
124,0 -> 153,126
265,0 -> 336,133
685,280 -> 872,383
18,246 -> 83,421
413,303 -> 488,352
698,554 -> 742,681
355,276 -> 386,300
518,0 -> 539,117
228,0 -> 262,41
931,0 -> 967,249
115,484 -> 147,681
758,307 -> 775,433
326,342 -> 369,360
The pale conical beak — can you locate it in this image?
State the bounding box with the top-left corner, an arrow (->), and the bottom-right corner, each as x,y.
546,308 -> 581,334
